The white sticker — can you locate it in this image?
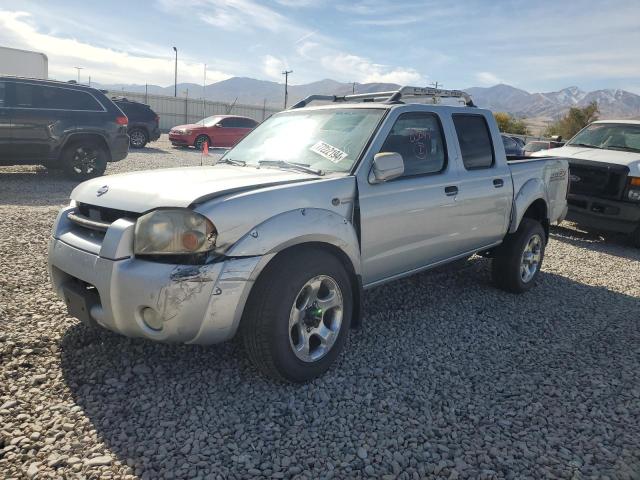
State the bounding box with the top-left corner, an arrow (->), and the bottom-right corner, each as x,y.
310,141 -> 348,164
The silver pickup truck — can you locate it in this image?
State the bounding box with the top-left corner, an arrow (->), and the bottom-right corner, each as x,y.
48,87 -> 569,382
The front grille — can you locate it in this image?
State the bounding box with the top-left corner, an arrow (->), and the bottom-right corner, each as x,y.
568,159 -> 629,200
67,203 -> 140,239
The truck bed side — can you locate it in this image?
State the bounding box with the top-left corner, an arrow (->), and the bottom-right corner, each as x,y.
507,156 -> 569,232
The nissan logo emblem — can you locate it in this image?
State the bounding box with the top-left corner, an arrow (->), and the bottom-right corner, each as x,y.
96,185 -> 109,197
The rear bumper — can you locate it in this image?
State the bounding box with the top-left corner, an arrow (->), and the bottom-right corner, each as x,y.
110,134 -> 129,162
566,193 -> 640,234
47,207 -> 264,344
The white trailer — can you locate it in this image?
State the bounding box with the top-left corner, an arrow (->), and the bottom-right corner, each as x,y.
0,46 -> 48,79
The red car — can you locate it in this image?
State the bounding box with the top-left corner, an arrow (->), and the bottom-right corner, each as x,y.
169,115 -> 258,150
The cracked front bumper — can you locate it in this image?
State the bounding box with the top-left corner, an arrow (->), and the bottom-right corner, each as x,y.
47,208 -> 265,344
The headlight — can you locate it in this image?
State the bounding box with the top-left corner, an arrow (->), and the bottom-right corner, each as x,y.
134,209 -> 217,255
628,177 -> 640,202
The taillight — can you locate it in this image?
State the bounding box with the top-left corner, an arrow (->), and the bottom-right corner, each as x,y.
116,116 -> 128,126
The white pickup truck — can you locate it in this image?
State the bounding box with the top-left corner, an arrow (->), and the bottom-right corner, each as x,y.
48,87 -> 569,382
532,120 -> 640,246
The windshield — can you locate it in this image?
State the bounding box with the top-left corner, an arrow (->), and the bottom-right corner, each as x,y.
221,108 -> 386,173
567,123 -> 640,152
198,115 -> 223,127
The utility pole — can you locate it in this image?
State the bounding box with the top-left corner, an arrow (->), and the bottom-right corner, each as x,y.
430,81 -> 442,89
203,64 -> 207,121
74,66 -> 83,83
184,88 -> 189,124
282,70 -> 293,109
352,82 -> 356,94
173,46 -> 178,97
145,83 -> 148,104
262,98 -> 266,121
88,76 -> 91,87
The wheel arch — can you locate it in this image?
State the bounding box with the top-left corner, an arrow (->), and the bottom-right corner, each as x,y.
509,178 -> 549,236
60,133 -> 111,161
224,208 -> 363,328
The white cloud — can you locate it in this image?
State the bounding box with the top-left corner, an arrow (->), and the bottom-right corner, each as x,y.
0,10 -> 230,86
321,54 -> 423,85
262,55 -> 287,79
475,71 -> 502,86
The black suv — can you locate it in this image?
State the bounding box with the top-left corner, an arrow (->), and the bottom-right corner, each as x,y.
0,77 -> 129,179
112,97 -> 160,148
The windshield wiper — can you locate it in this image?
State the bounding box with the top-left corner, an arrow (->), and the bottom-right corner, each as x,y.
217,158 -> 246,166
567,143 -> 602,149
604,145 -> 640,153
258,160 -> 324,176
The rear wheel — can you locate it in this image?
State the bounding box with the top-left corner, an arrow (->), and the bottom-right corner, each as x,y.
61,141 -> 107,180
241,248 -> 352,383
492,218 -> 546,293
194,135 -> 210,151
129,128 -> 148,148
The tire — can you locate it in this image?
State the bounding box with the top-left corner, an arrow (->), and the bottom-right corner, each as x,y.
241,248 -> 353,383
492,218 -> 546,293
61,141 -> 107,180
129,128 -> 148,148
194,135 -> 210,151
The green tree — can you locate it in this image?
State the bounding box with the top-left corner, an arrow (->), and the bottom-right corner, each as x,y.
544,102 -> 599,139
493,112 -> 529,135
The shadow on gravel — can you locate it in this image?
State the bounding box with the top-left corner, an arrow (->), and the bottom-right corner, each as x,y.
58,258 -> 640,478
0,169 -> 77,207
131,147 -> 170,155
550,224 -> 640,261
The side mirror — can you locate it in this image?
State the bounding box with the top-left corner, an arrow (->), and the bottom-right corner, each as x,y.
369,152 -> 404,183
214,123 -> 222,128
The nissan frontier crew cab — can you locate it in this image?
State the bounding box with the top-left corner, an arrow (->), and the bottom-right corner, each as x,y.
48,87 -> 569,383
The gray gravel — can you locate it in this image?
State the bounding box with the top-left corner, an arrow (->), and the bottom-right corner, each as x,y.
1,136 -> 639,479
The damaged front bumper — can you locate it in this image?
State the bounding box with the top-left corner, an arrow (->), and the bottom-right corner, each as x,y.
48,207 -> 268,344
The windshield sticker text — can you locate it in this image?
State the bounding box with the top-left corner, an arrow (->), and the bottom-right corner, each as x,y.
310,141 -> 348,163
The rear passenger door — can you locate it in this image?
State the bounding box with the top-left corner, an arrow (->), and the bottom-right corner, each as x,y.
358,110 -> 464,285
451,114 -> 513,251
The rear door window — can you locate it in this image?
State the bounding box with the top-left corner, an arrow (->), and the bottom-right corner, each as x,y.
221,118 -> 241,128
453,114 -> 495,169
14,83 -> 103,111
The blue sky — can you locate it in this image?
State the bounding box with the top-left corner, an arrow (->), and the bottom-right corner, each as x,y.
1,0 -> 639,93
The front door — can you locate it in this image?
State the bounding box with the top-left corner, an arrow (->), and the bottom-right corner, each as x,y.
357,110 -> 463,286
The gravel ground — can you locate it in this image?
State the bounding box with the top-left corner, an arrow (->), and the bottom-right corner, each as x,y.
1,136 -> 639,479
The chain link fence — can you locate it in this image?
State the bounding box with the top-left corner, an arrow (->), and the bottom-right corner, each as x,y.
107,91 -> 281,131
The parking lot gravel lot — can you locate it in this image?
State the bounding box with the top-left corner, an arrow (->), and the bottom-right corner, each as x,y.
1,136 -> 639,479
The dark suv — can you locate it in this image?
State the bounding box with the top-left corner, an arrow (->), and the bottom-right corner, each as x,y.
112,98 -> 160,148
0,77 -> 129,179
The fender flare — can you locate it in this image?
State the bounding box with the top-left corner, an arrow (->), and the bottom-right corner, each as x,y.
509,178 -> 548,234
224,208 -> 361,276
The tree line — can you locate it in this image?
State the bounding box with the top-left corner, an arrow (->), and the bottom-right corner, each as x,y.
493,101 -> 599,139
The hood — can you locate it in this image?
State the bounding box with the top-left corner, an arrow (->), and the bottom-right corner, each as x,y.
170,123 -> 205,131
71,165 -> 319,212
533,145 -> 640,175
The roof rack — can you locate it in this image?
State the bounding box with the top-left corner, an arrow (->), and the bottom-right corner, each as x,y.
290,86 -> 475,109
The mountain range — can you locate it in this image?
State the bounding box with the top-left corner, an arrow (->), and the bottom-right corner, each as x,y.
97,77 -> 640,120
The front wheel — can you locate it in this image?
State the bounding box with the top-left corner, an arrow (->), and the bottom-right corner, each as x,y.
241,248 -> 353,383
194,135 -> 210,151
492,218 -> 546,293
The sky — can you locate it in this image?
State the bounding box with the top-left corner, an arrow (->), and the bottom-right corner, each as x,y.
1,0 -> 639,94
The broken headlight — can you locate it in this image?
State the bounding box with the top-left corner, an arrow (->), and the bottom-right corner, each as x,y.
134,209 -> 217,255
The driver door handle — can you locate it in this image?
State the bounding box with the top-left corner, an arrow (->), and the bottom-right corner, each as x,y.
444,185 -> 458,196
493,178 -> 504,188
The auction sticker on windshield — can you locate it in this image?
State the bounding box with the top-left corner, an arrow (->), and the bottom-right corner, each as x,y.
310,141 -> 348,163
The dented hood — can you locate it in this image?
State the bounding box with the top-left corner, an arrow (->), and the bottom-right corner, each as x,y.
70,165 -> 318,212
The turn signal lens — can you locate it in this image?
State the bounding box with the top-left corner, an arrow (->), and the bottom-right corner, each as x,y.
629,177 -> 640,187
